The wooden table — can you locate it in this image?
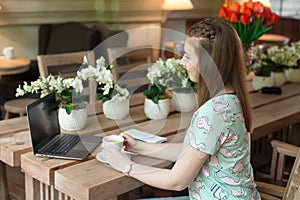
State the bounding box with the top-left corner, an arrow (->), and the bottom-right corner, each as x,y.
0,57 -> 30,77
256,34 -> 290,46
1,83 -> 300,199
0,56 -> 31,199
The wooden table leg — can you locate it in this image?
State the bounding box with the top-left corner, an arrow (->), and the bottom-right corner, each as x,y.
25,174 -> 40,200
0,161 -> 10,200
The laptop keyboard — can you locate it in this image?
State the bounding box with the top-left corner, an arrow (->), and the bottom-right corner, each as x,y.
40,134 -> 81,156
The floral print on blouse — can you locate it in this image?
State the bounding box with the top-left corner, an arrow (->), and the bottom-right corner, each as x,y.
184,94 -> 261,200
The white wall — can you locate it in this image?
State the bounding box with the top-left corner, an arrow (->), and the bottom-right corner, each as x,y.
0,26 -> 38,60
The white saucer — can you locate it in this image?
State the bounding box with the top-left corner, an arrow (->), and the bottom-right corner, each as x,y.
96,152 -> 109,164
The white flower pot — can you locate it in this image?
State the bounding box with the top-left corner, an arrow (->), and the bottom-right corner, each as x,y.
58,107 -> 87,131
271,71 -> 286,87
144,98 -> 170,120
172,91 -> 197,112
103,99 -> 129,120
252,75 -> 272,91
285,68 -> 300,83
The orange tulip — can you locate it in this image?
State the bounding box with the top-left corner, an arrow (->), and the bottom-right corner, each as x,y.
261,7 -> 271,19
243,8 -> 253,18
270,13 -> 279,23
245,0 -> 254,10
229,12 -> 239,23
223,0 -> 230,8
219,6 -> 229,19
253,2 -> 264,15
240,14 -> 250,25
230,2 -> 240,13
240,4 -> 245,13
265,13 -> 278,26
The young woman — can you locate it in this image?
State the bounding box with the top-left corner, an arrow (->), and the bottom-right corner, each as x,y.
101,18 -> 261,200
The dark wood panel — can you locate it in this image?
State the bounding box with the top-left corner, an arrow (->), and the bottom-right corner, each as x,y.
268,17 -> 300,42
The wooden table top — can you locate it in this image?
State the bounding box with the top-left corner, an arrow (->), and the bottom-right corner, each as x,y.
1,82 -> 300,199
257,34 -> 290,45
0,57 -> 30,75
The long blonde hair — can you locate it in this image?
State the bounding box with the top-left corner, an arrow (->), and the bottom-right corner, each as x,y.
187,18 -> 252,132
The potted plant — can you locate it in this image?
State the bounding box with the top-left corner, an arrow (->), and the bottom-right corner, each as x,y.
77,56 -> 114,104
267,45 -> 293,86
284,41 -> 300,82
165,58 -> 197,112
78,56 -> 131,120
143,58 -> 172,119
16,74 -> 88,131
16,56 -> 114,131
99,83 -> 130,120
250,45 -> 273,91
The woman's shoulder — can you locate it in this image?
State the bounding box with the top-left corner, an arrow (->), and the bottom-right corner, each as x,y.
197,94 -> 239,113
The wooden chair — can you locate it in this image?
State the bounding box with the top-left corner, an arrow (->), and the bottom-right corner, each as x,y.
3,51 -> 92,120
107,45 -> 153,93
256,140 -> 300,199
3,98 -> 37,119
37,51 -> 100,106
37,50 -> 91,78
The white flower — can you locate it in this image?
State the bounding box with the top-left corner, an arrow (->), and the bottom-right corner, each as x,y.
265,44 -> 300,68
15,55 -> 125,108
102,83 -> 112,95
146,57 -> 189,89
63,78 -> 74,89
83,56 -> 88,64
110,84 -> 130,102
16,85 -> 25,97
72,77 -> 83,93
96,56 -> 106,68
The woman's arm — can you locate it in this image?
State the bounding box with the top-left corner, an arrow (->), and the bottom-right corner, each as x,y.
134,142 -> 188,162
121,133 -> 187,162
103,144 -> 209,191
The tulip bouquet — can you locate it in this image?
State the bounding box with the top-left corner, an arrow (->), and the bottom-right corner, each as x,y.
219,0 -> 279,49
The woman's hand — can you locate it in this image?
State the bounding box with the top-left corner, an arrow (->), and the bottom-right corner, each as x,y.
101,143 -> 133,173
120,133 -> 139,153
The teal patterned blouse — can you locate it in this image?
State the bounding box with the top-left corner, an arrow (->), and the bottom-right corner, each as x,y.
184,94 -> 261,200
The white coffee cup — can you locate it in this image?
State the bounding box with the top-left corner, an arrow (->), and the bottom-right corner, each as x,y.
102,135 -> 124,149
3,46 -> 14,60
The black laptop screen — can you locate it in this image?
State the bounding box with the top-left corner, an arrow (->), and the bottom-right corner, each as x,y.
27,93 -> 60,153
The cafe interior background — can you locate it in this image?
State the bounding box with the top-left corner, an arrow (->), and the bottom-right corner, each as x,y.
0,0 -> 298,112
0,0 -> 298,60
0,0 -> 300,199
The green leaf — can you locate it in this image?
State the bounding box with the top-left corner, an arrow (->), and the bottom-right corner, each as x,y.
97,93 -> 103,100
65,105 -> 72,115
78,102 -> 85,109
153,96 -> 159,104
102,97 -> 110,103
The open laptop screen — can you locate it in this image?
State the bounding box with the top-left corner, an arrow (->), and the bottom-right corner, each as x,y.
27,92 -> 59,154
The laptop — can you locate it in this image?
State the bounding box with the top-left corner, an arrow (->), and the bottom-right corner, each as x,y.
26,92 -> 102,160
